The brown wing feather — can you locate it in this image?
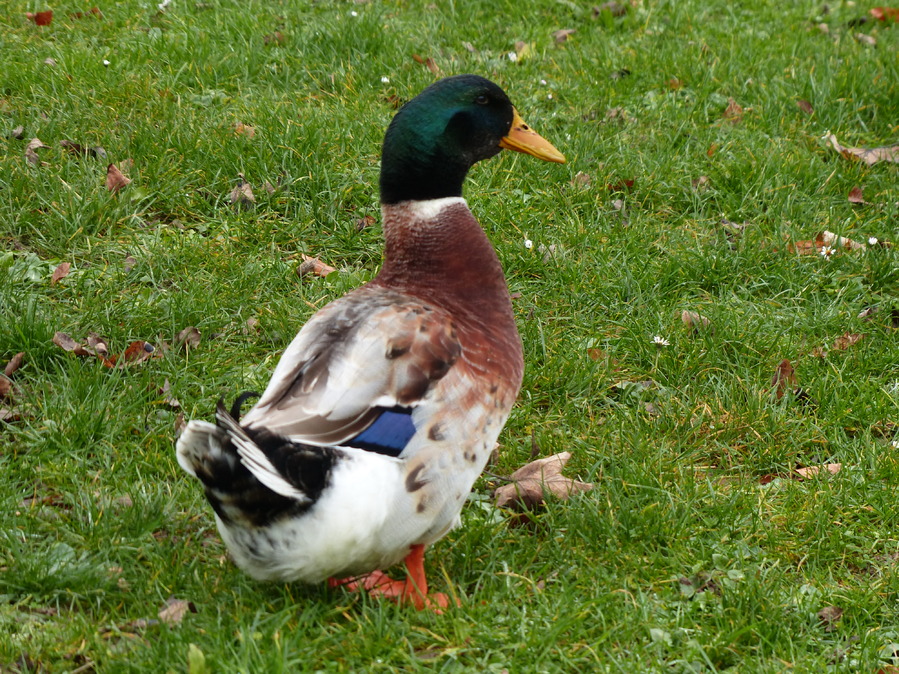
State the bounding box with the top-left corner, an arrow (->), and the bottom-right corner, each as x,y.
240,291 -> 461,445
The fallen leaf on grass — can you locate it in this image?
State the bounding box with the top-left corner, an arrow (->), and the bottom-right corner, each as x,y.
298,254 -> 336,278
160,379 -> 181,408
50,262 -> 71,285
871,7 -> 899,20
229,175 -> 255,209
796,464 -> 842,480
116,341 -> 156,366
797,99 -> 814,115
824,332 -> 865,354
817,605 -> 843,632
513,41 -> 532,60
0,408 -> 21,423
52,332 -> 92,357
124,255 -> 137,272
854,32 -> 876,46
4,352 -> 24,377
821,230 -> 869,251
847,186 -> 867,205
604,107 -> 635,124
158,597 -> 196,625
106,163 -> 131,192
233,122 -> 256,138
355,214 -> 376,231
593,1 -> 627,17
8,125 -> 25,140
667,77 -> 684,90
86,332 -> 109,357
59,140 -> 107,159
263,31 -> 285,45
412,54 -> 440,75
26,10 -> 53,25
552,28 -> 576,44
692,175 -> 711,191
824,133 -> 899,166
681,310 -> 711,331
24,138 -> 47,166
607,178 -> 635,192
494,452 -> 593,511
0,377 -> 11,399
70,7 -> 103,19
770,359 -> 798,399
176,326 -> 201,349
723,98 -> 743,124
570,171 -> 591,187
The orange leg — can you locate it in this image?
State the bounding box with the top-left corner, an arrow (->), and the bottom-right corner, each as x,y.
327,544 -> 454,611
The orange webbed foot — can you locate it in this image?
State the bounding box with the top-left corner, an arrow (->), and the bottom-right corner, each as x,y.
327,544 -> 458,612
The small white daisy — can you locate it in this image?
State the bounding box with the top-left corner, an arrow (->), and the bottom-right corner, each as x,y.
819,245 -> 835,259
892,438 -> 899,449
507,52 -> 518,62
524,239 -> 534,249
350,10 -> 358,16
102,59 -> 110,67
540,79 -> 548,85
868,236 -> 878,246
547,93 -> 553,99
653,335 -> 670,347
380,76 -> 390,84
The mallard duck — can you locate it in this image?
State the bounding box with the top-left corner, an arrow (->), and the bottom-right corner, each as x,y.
176,74 -> 565,610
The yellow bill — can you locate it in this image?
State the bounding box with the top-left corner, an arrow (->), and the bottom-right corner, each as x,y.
499,108 -> 566,163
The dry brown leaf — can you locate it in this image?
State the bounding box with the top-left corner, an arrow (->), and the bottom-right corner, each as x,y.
706,143 -> 718,158
50,262 -> 71,286
4,352 -> 24,378
298,254 -> 336,278
0,408 -> 21,423
52,332 -> 92,357
176,326 -> 201,349
667,77 -> 683,90
263,31 -> 285,45
234,122 -> 256,138
723,98 -> 743,124
797,99 -> 814,115
355,214 -> 376,231
831,332 -> 864,351
788,232 -> 827,255
604,107 -> 635,124
263,180 -> 276,195
229,175 -> 255,208
824,133 -> 899,166
494,452 -> 593,510
796,464 -> 842,480
692,175 -> 711,191
26,10 -> 53,25
157,597 -> 196,625
161,379 -> 181,408
593,1 -> 627,17
0,377 -> 11,399
461,41 -> 477,53
770,359 -> 797,399
86,332 -> 109,357
124,255 -> 137,272
817,605 -> 843,632
821,230 -> 866,251
514,41 -> 532,59
116,341 -> 157,367
9,125 -> 24,140
106,163 -> 132,192
425,57 -> 440,75
855,32 -> 877,46
871,7 -> 899,21
681,310 -> 711,331
174,412 -> 187,438
552,28 -> 576,44
570,171 -> 592,187
847,186 -> 867,205
25,138 -> 46,166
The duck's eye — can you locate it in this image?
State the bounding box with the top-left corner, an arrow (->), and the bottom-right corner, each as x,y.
474,94 -> 489,105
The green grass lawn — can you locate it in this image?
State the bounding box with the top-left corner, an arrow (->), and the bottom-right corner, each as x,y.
2,0 -> 898,670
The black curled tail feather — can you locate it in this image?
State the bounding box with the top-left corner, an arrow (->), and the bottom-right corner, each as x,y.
209,398 -> 338,525
229,391 -> 260,421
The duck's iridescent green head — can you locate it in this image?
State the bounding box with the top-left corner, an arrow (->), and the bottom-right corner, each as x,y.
380,75 -> 565,204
